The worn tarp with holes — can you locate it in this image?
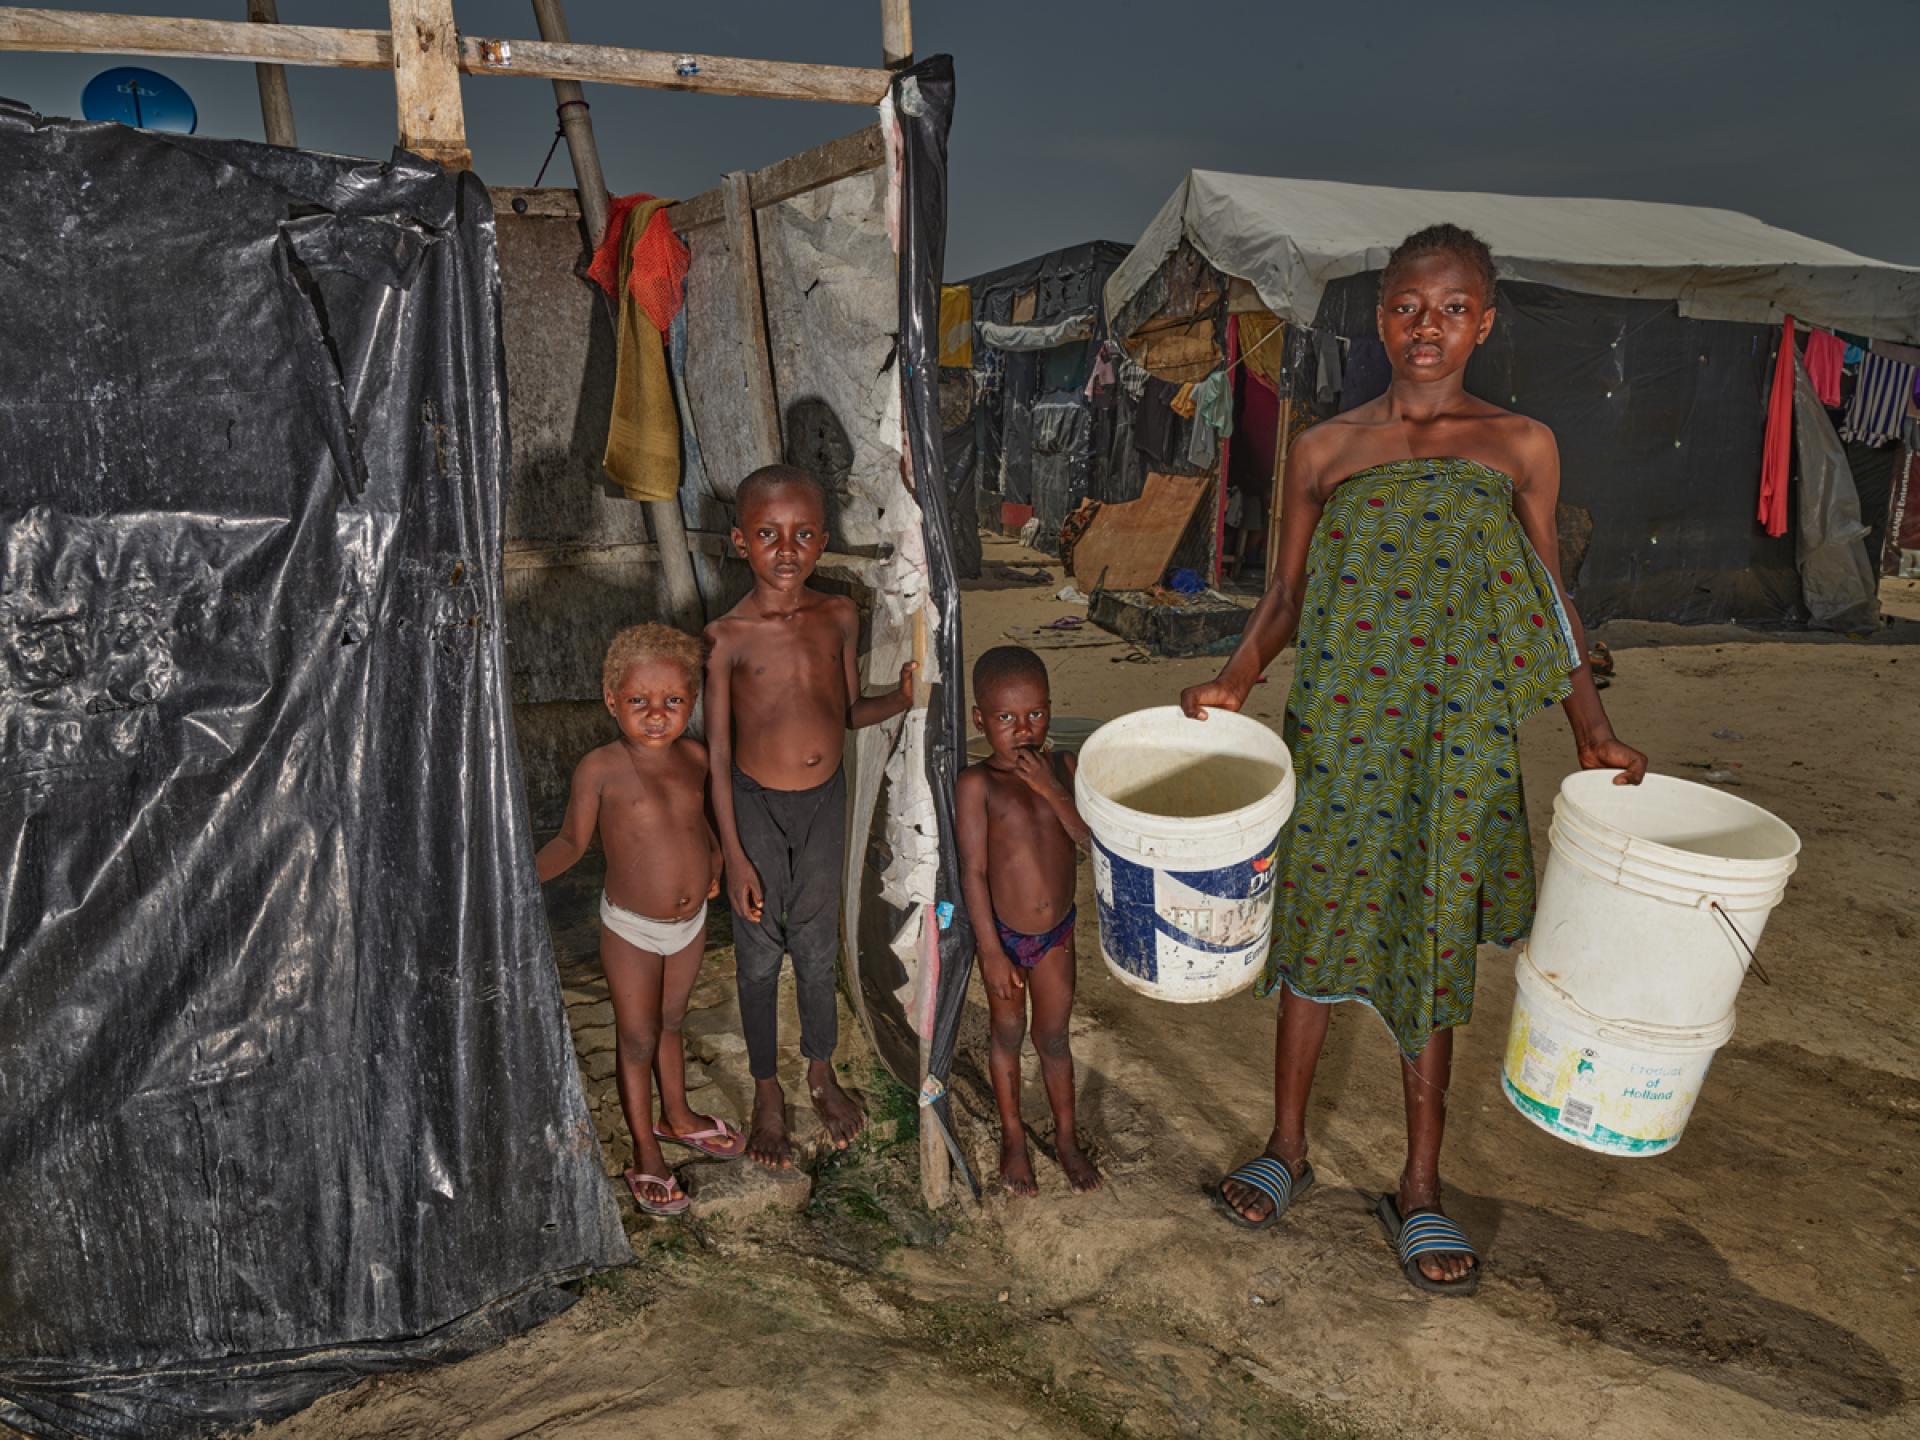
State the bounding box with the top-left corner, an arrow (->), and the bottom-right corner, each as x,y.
0,102 -> 629,1438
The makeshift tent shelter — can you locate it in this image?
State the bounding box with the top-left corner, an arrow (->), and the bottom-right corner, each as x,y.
1105,172 -> 1920,624
946,241 -> 1131,553
0,2 -> 968,1434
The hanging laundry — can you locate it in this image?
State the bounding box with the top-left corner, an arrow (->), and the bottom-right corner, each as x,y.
939,284 -> 973,368
1803,329 -> 1844,408
1840,352 -> 1919,448
1184,411 -> 1217,469
594,196 -> 688,503
1082,343 -> 1117,400
1134,377 -> 1181,463
587,192 -> 689,331
1192,368 -> 1235,438
1757,316 -> 1795,539
1843,343 -> 1866,367
1170,381 -> 1199,419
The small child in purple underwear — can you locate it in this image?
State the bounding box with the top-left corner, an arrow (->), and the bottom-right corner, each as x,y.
956,646 -> 1100,1196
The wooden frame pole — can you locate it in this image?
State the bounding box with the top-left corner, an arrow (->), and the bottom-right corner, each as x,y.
245,0 -> 296,146
525,0 -> 704,631
880,0 -> 911,68
387,0 -> 468,168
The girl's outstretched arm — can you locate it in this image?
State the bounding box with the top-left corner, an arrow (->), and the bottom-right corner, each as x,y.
1511,426 -> 1647,785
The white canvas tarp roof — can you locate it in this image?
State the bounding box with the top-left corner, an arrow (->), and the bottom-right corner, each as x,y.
1106,172 -> 1920,343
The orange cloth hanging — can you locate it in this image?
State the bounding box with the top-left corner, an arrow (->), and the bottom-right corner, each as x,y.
1757,316 -> 1795,539
587,191 -> 689,333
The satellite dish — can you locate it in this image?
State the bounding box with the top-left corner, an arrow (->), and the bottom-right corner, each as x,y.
82,66 -> 198,134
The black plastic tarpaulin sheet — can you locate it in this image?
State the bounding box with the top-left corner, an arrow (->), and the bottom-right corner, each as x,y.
0,103 -> 629,1437
886,58 -> 979,1186
1316,274 -> 1804,625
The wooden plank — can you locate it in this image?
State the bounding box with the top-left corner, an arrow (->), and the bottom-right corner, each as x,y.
0,7 -> 389,67
388,0 -> 468,169
667,127 -> 886,232
490,186 -> 584,219
0,9 -> 892,107
509,128 -> 886,231
1072,473 -> 1211,592
881,0 -> 912,68
459,34 -> 890,105
722,170 -> 786,473
246,0 -> 298,147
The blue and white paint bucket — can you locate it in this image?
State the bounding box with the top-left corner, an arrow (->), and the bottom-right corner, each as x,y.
1074,706 -> 1296,1003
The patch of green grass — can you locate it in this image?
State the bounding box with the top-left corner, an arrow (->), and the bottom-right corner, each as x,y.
801,1064 -> 953,1263
860,1061 -> 921,1152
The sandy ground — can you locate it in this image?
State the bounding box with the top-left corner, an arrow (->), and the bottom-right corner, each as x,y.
261,537 -> 1920,1440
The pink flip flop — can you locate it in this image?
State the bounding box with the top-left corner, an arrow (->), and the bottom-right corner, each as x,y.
654,1116 -> 746,1160
625,1168 -> 689,1216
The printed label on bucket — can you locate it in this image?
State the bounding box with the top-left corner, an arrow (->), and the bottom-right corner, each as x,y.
1092,832 -> 1280,990
1502,998 -> 1709,1156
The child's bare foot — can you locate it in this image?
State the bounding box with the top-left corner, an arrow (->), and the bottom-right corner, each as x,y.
807,1061 -> 865,1149
998,1131 -> 1038,1197
746,1079 -> 791,1168
631,1137 -> 676,1204
1056,1134 -> 1102,1193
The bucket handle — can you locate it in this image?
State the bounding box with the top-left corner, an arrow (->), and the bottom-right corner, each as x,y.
1708,900 -> 1772,987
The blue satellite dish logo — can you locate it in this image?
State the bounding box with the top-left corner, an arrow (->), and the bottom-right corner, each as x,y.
82,66 -> 198,134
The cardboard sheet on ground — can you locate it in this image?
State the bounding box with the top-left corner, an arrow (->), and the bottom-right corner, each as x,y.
1072,473 -> 1210,591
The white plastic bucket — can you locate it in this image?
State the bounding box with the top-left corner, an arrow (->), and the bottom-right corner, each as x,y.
1074,706 -> 1296,1002
1528,771 -> 1801,1028
1505,770 -> 1800,1155
1502,946 -> 1734,1156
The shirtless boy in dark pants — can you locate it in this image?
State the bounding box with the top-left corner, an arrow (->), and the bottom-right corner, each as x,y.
956,645 -> 1101,1195
704,465 -> 915,1168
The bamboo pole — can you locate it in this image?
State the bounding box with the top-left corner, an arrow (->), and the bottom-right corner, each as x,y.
527,0 -> 704,632
910,603 -> 949,1208
245,0 -> 296,146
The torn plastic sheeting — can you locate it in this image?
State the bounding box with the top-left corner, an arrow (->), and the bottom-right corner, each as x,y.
977,310 -> 1096,351
885,58 -> 978,1186
0,104 -> 628,1439
757,163 -> 901,550
1791,355 -> 1880,632
838,62 -> 964,1126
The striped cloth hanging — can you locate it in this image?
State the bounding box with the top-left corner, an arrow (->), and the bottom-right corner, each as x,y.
1840,352 -> 1918,447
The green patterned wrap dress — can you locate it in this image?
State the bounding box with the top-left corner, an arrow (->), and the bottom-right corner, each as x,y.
1261,458 -> 1578,1056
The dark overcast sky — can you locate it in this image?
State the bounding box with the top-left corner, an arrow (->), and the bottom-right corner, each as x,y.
3,0 -> 1916,279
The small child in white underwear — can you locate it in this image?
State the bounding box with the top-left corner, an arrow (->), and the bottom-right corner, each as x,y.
536,624 -> 744,1215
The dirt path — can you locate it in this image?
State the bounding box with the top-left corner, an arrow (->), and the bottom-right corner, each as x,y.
265,542 -> 1920,1439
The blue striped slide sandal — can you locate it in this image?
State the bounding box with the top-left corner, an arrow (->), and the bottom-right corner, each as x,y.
1374,1194 -> 1481,1296
1214,1155 -> 1315,1230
